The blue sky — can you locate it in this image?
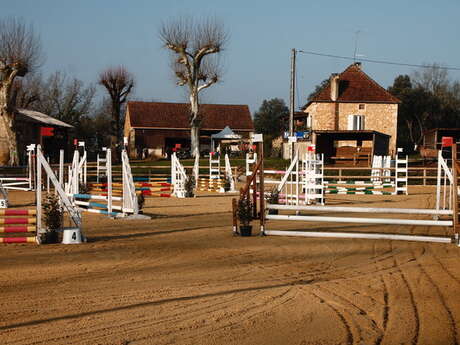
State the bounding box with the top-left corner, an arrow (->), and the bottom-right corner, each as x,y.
3,0 -> 460,113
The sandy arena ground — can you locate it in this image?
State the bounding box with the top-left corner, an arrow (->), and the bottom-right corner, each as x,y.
1,187 -> 460,345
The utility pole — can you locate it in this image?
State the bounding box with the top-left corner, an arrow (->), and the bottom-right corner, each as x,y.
289,48 -> 296,159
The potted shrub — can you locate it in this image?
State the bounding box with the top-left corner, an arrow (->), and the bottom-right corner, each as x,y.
237,197 -> 253,236
223,175 -> 231,192
137,193 -> 145,213
267,188 -> 279,215
41,193 -> 63,244
185,175 -> 195,198
75,183 -> 90,201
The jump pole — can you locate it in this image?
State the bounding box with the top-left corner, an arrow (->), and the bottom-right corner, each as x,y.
266,214 -> 452,227
267,204 -> 453,215
264,230 -> 452,244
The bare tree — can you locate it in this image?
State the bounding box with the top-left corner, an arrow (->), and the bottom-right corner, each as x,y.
159,17 -> 228,155
38,71 -> 95,127
98,66 -> 134,156
0,18 -> 42,165
11,73 -> 43,109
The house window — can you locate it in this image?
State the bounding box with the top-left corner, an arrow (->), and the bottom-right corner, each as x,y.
348,115 -> 365,130
306,114 -> 312,128
359,104 -> 365,110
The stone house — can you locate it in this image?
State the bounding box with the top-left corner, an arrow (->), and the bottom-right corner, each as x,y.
286,63 -> 400,160
124,101 -> 254,159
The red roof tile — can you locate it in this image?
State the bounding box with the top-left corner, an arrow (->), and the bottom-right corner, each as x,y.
127,101 -> 254,130
308,63 -> 400,105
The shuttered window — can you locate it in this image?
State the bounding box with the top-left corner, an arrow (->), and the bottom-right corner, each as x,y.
347,115 -> 365,130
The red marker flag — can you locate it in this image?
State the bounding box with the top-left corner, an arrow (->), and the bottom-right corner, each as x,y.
442,137 -> 453,147
40,127 -> 54,137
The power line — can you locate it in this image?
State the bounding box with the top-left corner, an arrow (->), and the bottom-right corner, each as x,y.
297,49 -> 460,71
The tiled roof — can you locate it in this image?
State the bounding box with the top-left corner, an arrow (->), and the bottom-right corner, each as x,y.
307,63 -> 400,105
127,101 -> 254,130
16,108 -> 73,128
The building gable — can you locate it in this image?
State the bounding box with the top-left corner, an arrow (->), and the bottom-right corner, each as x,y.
306,63 -> 401,106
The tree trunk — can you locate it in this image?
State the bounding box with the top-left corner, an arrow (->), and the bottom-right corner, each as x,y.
0,87 -> 19,166
190,92 -> 200,157
110,102 -> 120,163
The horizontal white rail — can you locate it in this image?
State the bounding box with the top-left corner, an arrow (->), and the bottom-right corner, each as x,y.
266,214 -> 453,226
75,200 -> 134,213
266,204 -> 453,215
67,193 -> 123,201
264,230 -> 452,243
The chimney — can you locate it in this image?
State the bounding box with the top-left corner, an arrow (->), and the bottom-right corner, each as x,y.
330,73 -> 339,101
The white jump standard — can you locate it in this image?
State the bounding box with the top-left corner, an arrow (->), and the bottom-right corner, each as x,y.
234,137 -> 460,246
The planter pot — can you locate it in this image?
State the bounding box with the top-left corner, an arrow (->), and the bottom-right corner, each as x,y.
268,209 -> 278,215
62,227 -> 83,244
239,225 -> 252,237
42,231 -> 59,244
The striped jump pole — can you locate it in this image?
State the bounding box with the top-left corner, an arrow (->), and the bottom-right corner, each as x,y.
325,190 -> 393,195
0,237 -> 36,243
0,207 -> 38,244
0,209 -> 36,216
76,207 -> 120,217
0,226 -> 36,233
74,200 -> 134,213
0,218 -> 36,224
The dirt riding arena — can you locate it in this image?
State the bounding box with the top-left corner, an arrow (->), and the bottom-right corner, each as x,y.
1,187 -> 460,345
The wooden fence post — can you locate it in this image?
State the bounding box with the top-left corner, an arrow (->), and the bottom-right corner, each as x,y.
259,141 -> 265,235
232,198 -> 238,235
452,144 -> 458,241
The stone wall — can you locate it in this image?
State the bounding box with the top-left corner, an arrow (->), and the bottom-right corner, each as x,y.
308,103 -> 336,130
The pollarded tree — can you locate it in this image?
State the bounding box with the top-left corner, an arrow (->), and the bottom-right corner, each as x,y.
0,18 -> 42,165
98,66 -> 134,156
159,17 -> 228,156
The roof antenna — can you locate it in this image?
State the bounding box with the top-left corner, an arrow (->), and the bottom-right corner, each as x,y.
353,30 -> 361,62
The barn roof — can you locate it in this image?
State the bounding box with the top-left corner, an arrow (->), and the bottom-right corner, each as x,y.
16,109 -> 73,128
126,101 -> 254,131
304,63 -> 400,108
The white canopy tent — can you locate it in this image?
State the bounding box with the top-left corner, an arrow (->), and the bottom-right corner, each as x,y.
211,126 -> 242,152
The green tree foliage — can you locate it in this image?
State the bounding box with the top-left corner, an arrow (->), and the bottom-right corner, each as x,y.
254,98 -> 288,135
253,98 -> 288,156
388,66 -> 460,152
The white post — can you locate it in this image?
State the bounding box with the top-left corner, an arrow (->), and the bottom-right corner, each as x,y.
46,156 -> 50,193
59,150 -> 64,187
295,154 -> 299,206
36,149 -> 42,236
73,150 -> 80,195
106,149 -> 112,216
28,148 -> 32,190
